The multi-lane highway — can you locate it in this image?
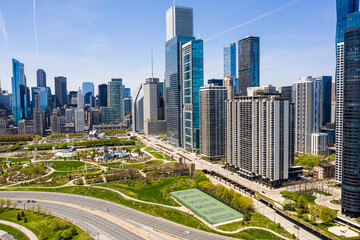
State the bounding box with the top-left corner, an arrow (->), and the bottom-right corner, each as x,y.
0,191 -> 238,240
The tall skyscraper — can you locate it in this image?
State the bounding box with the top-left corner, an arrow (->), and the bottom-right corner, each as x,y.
55,76 -> 67,108
36,69 -> 46,87
341,27 -> 360,218
226,95 -> 290,187
108,78 -> 124,123
238,36 -> 260,96
199,85 -> 227,160
77,87 -> 83,109
11,59 -> 27,122
82,82 -> 94,105
166,6 -> 193,42
224,43 -> 236,78
336,0 -> 359,44
74,109 -> 85,133
124,88 -> 131,98
31,87 -> 51,112
165,5 -> 195,147
335,0 -> 360,184
182,39 -> 203,152
143,78 -> 160,121
98,84 -> 108,107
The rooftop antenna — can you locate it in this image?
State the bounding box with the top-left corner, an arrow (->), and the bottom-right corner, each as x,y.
151,51 -> 154,81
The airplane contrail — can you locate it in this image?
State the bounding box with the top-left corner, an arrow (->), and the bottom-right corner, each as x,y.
0,10 -> 8,45
206,0 -> 301,42
33,0 -> 39,65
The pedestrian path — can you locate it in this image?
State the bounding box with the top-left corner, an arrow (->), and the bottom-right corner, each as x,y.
0,220 -> 38,240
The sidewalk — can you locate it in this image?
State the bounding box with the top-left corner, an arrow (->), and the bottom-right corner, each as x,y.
0,220 -> 38,240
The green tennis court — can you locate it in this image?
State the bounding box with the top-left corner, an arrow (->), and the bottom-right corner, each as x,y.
170,188 -> 243,224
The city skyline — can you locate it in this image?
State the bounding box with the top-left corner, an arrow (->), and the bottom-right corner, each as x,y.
0,0 -> 335,94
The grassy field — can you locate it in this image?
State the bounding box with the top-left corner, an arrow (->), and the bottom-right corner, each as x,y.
0,208 -> 92,239
1,186 -> 293,240
99,176 -> 195,206
45,161 -> 86,171
218,213 -> 295,239
0,157 -> 30,164
144,147 -> 172,160
100,160 -> 164,169
238,229 -> 285,240
0,222 -> 29,240
171,188 -> 243,224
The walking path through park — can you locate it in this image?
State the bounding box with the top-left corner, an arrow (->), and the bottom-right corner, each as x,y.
0,220 -> 38,240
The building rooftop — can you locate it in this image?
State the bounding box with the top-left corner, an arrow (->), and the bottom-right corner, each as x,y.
319,163 -> 335,168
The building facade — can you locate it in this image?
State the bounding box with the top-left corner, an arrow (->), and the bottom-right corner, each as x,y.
165,5 -> 195,147
224,43 -> 236,78
238,36 -> 260,96
55,76 -> 67,108
341,27 -> 360,217
77,88 -> 83,109
82,82 -> 94,105
74,109 -> 85,133
108,78 -> 124,123
199,85 -> 227,160
182,39 -> 203,152
98,84 -> 108,107
11,59 -> 27,122
226,96 -> 290,187
36,69 -> 46,87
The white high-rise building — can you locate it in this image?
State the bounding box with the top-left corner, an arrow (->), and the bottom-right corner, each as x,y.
294,77 -> 322,154
143,78 -> 159,121
225,95 -> 291,187
166,6 -> 193,42
74,109 -> 85,133
77,87 -> 83,109
335,42 -> 345,183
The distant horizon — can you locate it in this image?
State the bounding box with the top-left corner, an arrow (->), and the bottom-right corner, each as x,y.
0,0 -> 336,95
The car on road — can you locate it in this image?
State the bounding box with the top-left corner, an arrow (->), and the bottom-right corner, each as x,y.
31,200 -> 36,203
185,230 -> 191,235
105,208 -> 109,212
17,200 -> 22,203
27,200 -> 30,203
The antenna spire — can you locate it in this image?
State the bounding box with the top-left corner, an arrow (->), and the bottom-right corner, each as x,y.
151,51 -> 154,81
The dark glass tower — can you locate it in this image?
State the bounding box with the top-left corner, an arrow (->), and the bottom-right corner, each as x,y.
336,0 -> 359,44
82,82 -> 94,105
36,69 -> 46,87
11,59 -> 27,122
54,76 -> 67,108
342,27 -> 360,218
98,84 -> 108,107
238,36 -> 260,96
165,5 -> 194,147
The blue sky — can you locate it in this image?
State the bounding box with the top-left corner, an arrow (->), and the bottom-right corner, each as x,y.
0,0 -> 336,95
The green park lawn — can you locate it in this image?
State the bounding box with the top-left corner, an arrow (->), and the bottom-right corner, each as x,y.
0,208 -> 91,239
100,176 -> 195,206
0,223 -> 29,240
100,160 -> 164,170
144,147 -> 172,160
0,157 -> 30,164
238,229 -> 285,240
45,161 -> 86,171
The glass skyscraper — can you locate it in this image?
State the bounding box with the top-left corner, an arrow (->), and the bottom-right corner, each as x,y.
341,27 -> 360,218
36,69 -> 46,87
182,39 -> 203,152
11,59 -> 27,122
336,0 -> 359,44
238,36 -> 260,96
98,84 -> 108,107
108,78 -> 124,123
31,87 -> 51,111
82,82 -> 94,105
55,76 -> 67,107
165,5 -> 194,147
224,43 -> 236,78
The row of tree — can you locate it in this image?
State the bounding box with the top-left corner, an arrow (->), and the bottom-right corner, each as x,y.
0,134 -> 35,142
194,171 -> 254,220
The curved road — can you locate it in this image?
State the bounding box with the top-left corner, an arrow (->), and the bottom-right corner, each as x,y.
0,191 -> 238,240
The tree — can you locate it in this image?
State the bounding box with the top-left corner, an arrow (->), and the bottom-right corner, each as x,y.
319,206 -> 337,223
24,217 -> 28,223
17,213 -> 22,221
61,229 -> 73,240
297,195 -> 308,210
309,204 -> 321,221
0,198 -> 5,207
38,231 -> 47,240
35,204 -> 42,213
21,211 -> 25,217
70,226 -> 78,236
11,202 -> 18,209
5,199 -> 11,208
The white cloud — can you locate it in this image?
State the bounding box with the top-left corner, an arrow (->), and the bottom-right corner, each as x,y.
0,10 -> 8,45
